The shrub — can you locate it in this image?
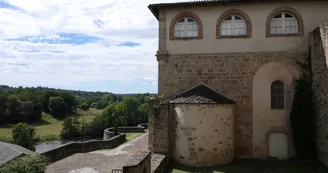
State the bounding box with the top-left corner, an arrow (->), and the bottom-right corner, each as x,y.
80,102 -> 90,111
0,155 -> 48,173
0,136 -> 13,143
60,117 -> 82,139
12,123 -> 37,151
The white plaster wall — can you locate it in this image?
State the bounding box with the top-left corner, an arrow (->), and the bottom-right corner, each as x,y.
165,1 -> 328,54
252,62 -> 300,158
173,104 -> 234,167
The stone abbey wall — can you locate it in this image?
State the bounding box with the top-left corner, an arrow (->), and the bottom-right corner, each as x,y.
157,51 -> 307,157
173,104 -> 234,166
311,22 -> 328,167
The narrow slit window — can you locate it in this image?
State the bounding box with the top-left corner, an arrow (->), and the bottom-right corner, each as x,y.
271,81 -> 284,110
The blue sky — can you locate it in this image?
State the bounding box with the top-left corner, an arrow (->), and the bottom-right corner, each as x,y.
0,0 -> 186,93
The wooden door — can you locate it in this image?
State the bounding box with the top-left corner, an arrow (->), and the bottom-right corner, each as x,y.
269,132 -> 288,159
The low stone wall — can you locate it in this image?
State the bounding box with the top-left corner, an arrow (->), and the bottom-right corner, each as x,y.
41,134 -> 126,163
138,123 -> 148,129
103,126 -> 146,140
151,153 -> 168,173
123,151 -> 151,173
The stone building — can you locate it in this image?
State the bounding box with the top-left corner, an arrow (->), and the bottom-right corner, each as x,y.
147,0 -> 328,167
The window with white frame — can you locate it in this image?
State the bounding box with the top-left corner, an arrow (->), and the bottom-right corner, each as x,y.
270,13 -> 298,35
220,15 -> 247,36
174,17 -> 198,38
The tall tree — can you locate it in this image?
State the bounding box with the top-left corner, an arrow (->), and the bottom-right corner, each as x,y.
0,94 -> 9,124
48,96 -> 68,118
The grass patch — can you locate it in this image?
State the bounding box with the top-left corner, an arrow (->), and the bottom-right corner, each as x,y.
125,133 -> 142,141
167,159 -> 324,173
0,108 -> 101,141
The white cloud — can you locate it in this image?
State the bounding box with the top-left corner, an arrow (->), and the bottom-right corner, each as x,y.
0,0 -> 189,91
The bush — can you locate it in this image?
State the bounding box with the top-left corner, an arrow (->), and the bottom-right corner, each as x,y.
60,117 -> 82,139
0,136 -> 13,143
80,102 -> 90,111
12,123 -> 37,151
0,155 -> 48,173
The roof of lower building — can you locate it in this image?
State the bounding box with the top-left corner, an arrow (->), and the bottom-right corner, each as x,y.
0,142 -> 35,167
170,83 -> 236,104
148,0 -> 318,20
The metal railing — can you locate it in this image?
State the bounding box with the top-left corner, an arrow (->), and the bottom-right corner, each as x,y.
112,169 -> 123,173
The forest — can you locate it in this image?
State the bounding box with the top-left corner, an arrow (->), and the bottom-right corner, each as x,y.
0,85 -> 153,140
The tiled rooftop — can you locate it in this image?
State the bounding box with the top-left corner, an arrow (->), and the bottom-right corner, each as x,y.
170,83 -> 236,104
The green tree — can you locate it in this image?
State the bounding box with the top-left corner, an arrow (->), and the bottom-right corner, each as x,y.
0,94 -> 9,124
90,102 -> 98,108
7,95 -> 24,122
42,90 -> 59,113
12,123 -> 37,151
60,117 -> 82,139
60,92 -> 77,114
122,97 -> 140,126
137,103 -> 148,124
21,101 -> 34,121
48,96 -> 68,118
80,102 -> 90,111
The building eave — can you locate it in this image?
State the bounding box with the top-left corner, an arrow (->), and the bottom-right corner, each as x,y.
148,0 -> 323,20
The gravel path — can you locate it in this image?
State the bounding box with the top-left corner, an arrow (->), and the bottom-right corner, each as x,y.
46,133 -> 149,173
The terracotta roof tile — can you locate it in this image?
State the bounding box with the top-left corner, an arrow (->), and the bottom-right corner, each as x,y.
148,0 -> 318,19
170,83 -> 236,104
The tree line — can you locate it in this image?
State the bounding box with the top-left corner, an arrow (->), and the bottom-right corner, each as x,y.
0,85 -> 152,127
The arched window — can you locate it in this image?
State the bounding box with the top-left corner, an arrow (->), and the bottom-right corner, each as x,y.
266,6 -> 304,37
170,11 -> 203,40
271,81 -> 284,110
174,17 -> 198,38
270,13 -> 298,35
216,9 -> 251,38
221,15 -> 247,36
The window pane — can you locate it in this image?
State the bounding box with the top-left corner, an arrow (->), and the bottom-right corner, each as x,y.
221,29 -> 227,36
271,81 -> 284,109
187,18 -> 195,22
192,31 -> 198,37
274,14 -> 282,18
227,29 -> 232,36
285,13 -> 293,18
187,31 -> 193,37
235,16 -> 242,20
177,18 -> 184,23
225,16 -> 232,20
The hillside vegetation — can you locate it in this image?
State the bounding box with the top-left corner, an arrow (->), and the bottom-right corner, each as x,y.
0,85 -> 153,142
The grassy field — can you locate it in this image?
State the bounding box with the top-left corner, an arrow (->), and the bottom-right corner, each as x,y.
0,108 -> 101,140
166,159 -> 326,173
125,133 -> 142,141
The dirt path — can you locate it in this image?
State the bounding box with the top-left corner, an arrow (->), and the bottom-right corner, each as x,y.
46,133 -> 148,173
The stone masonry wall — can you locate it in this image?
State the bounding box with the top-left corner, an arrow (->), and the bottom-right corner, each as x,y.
123,151 -> 151,173
152,104 -> 169,154
158,52 -> 307,156
311,22 -> 328,167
